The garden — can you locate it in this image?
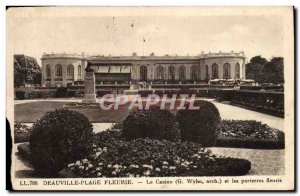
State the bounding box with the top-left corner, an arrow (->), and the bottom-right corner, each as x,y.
14,100 -> 284,178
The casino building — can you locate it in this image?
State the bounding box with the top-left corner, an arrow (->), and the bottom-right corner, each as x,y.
41,51 -> 246,87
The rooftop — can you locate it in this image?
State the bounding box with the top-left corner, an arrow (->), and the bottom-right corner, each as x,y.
41,53 -> 85,60
89,51 -> 246,61
14,54 -> 40,70
41,51 -> 246,61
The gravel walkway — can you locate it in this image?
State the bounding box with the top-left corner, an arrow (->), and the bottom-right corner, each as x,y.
209,147 -> 284,175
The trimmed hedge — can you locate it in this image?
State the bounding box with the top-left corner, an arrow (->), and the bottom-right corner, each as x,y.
138,90 -> 153,97
17,143 -> 31,160
176,101 -> 221,146
122,106 -> 180,141
216,137 -> 285,149
29,109 -> 94,176
15,91 -> 26,99
97,90 -> 112,97
55,87 -> 68,98
231,91 -> 284,117
15,133 -> 31,143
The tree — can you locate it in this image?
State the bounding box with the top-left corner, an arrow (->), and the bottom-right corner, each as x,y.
263,57 -> 284,84
34,72 -> 42,86
246,56 -> 284,84
246,56 -> 266,83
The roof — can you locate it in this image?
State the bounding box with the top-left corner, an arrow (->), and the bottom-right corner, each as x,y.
14,54 -> 40,70
88,52 -> 246,61
41,53 -> 84,60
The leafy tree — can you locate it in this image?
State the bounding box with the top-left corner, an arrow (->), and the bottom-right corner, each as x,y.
246,56 -> 284,84
33,72 -> 42,86
262,57 -> 284,84
246,56 -> 266,83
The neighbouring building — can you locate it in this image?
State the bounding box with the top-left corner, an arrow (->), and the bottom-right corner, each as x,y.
41,53 -> 86,87
14,54 -> 41,87
41,51 -> 246,87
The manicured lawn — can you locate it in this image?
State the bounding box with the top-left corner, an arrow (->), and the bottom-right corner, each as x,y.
14,99 -> 284,131
15,101 -> 130,123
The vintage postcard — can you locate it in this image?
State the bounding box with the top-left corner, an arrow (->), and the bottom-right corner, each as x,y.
7,6 -> 294,191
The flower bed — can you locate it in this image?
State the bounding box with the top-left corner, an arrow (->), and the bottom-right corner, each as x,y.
62,131 -> 251,178
14,123 -> 31,143
230,91 -> 284,117
216,120 -> 285,149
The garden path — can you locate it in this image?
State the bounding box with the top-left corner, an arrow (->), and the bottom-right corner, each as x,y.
209,147 -> 284,175
202,98 -> 283,131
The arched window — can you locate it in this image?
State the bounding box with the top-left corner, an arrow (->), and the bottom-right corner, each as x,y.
168,65 -> 175,80
223,63 -> 231,79
205,64 -> 209,79
55,64 -> 62,77
67,64 -> 74,80
156,65 -> 164,80
46,64 -> 51,79
78,65 -> 82,79
212,63 -> 219,79
190,65 -> 197,81
235,63 -> 240,79
140,66 -> 147,81
179,65 -> 186,81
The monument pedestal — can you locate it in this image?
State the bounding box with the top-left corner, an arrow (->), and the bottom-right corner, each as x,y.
82,68 -> 97,103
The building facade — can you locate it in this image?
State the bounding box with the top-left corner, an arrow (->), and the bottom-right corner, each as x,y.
14,54 -> 41,87
41,53 -> 86,87
41,51 -> 246,87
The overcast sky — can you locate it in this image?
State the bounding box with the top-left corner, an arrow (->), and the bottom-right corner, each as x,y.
8,8 -> 284,65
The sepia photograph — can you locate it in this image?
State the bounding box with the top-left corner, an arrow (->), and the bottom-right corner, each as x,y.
6,6 -> 295,191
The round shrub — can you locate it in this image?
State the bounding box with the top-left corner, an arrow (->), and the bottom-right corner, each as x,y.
122,105 -> 180,141
176,100 -> 221,146
29,109 -> 93,176
192,100 -> 220,119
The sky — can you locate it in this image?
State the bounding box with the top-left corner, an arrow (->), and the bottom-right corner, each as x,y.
7,8 -> 284,65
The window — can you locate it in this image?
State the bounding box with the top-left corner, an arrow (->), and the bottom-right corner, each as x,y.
179,65 -> 186,81
190,65 -> 197,81
46,64 -> 51,78
140,66 -> 147,81
168,65 -> 175,80
67,64 -> 74,80
55,64 -> 62,77
78,65 -> 82,79
205,65 -> 209,79
235,63 -> 240,79
212,63 -> 218,79
156,65 -> 164,80
223,63 -> 231,79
